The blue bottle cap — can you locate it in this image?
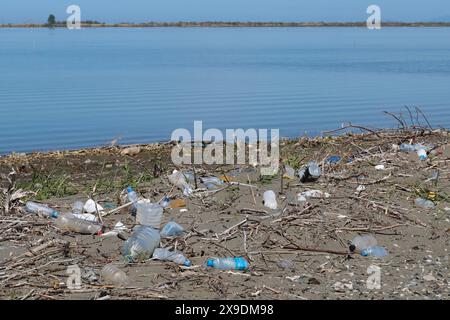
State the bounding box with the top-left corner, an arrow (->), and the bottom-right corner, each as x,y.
51,211 -> 59,218
127,186 -> 133,193
184,260 -> 192,267
206,259 -> 214,267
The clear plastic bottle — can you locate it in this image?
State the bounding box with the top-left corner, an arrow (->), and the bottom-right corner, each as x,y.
263,190 -> 277,209
200,177 -> 224,189
161,196 -> 171,208
136,200 -> 163,229
101,264 -> 129,286
399,143 -> 419,152
71,201 -> 84,215
415,198 -> 435,209
126,186 -> 138,215
206,257 -> 249,270
160,221 -> 184,238
168,170 -> 193,195
361,246 -> 388,257
54,213 -> 102,234
122,225 -> 161,262
25,201 -> 59,218
351,235 -> 378,251
298,161 -> 321,182
152,248 -> 191,266
417,148 -> 427,160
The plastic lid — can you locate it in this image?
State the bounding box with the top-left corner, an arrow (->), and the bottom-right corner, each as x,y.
51,211 -> 59,218
127,186 -> 133,193
184,260 -> 192,267
206,259 -> 214,267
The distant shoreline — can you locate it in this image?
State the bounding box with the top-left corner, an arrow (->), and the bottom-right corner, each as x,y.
2,21 -> 450,28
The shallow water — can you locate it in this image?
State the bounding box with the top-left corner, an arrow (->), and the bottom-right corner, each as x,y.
1,27 -> 449,154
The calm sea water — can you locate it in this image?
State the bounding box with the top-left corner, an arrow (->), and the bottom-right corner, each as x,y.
1,27 -> 449,154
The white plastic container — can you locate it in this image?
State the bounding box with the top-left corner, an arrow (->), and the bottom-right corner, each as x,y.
263,190 -> 277,209
136,200 -> 164,229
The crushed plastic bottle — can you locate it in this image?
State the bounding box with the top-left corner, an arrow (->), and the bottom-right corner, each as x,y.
160,221 -> 184,238
414,197 -> 435,209
399,143 -> 420,152
25,201 -> 59,218
298,161 -> 321,182
263,190 -> 277,209
168,170 -> 193,195
152,248 -> 191,266
283,165 -> 296,180
71,201 -> 84,215
122,225 -> 161,262
417,148 -> 427,160
206,257 -> 249,270
54,213 -> 102,235
200,176 -> 224,190
161,196 -> 171,208
101,264 -> 129,286
361,246 -> 388,258
351,235 -> 377,251
126,186 -> 138,215
136,199 -> 164,229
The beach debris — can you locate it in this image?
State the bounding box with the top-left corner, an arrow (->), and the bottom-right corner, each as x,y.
298,161 -> 321,182
326,155 -> 341,164
356,185 -> 366,192
414,197 -> 435,209
54,212 -> 102,235
122,225 -> 161,262
277,259 -> 295,270
126,186 -> 138,215
136,199 -> 164,229
101,264 -> 129,286
168,199 -> 186,209
263,190 -> 278,209
71,201 -> 84,214
206,257 -> 249,270
200,176 -> 224,190
120,146 -> 141,156
423,273 -> 436,282
100,221 -> 128,238
152,248 -> 191,266
168,170 -> 193,195
83,199 -> 104,214
375,164 -> 385,171
72,213 -> 98,223
361,246 -> 388,258
283,165 -> 296,179
160,221 -> 184,238
297,190 -> 330,202
25,201 -> 59,218
332,281 -> 353,292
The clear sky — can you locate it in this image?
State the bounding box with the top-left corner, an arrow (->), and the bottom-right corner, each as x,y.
1,0 -> 450,24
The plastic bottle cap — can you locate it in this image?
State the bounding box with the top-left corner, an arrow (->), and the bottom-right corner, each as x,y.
184,260 -> 192,267
51,211 -> 59,218
127,186 -> 133,193
206,259 -> 214,267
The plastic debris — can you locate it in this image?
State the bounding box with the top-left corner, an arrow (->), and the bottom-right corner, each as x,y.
101,264 -> 129,286
54,213 -> 102,235
206,257 -> 249,270
25,201 -> 59,218
375,164 -> 385,171
126,186 -> 138,215
326,156 -> 341,164
298,161 -> 321,182
152,248 -> 191,266
160,221 -> 184,238
83,199 -> 104,214
122,225 -> 161,262
283,165 -> 296,179
263,190 -> 278,209
297,190 -> 330,202
414,197 -> 435,209
168,170 -> 193,195
136,199 -> 164,229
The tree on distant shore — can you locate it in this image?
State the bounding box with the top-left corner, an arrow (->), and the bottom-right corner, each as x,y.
47,14 -> 56,28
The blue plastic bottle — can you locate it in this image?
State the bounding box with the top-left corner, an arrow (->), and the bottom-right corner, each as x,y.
361,246 -> 388,257
126,186 -> 138,215
26,201 -> 59,218
206,257 -> 249,270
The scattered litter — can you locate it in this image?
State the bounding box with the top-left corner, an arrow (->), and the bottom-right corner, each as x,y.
160,221 -> 184,238
298,161 -> 321,182
168,199 -> 186,209
200,176 -> 224,189
356,185 -> 366,192
72,213 -> 98,223
414,198 -> 435,209
206,257 -> 249,270
54,213 -> 102,235
263,190 -> 278,209
126,186 -> 138,215
71,201 -> 84,214
120,146 -> 141,156
375,164 -> 385,171
326,156 -> 341,164
101,264 -> 129,286
83,199 -> 104,214
100,221 -> 127,238
283,165 -> 296,179
297,190 -> 330,202
136,199 -> 164,229
122,225 -> 160,262
168,170 -> 193,195
152,248 -> 191,266
25,201 -> 59,218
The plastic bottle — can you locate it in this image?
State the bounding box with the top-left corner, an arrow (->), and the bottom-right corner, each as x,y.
200,177 -> 224,190
263,190 -> 277,209
152,248 -> 191,266
54,213 -> 102,235
122,225 -> 161,262
160,221 -> 184,238
361,246 -> 388,257
126,186 -> 138,215
298,161 -> 321,182
71,201 -> 84,215
417,148 -> 427,160
206,257 -> 249,270
25,201 -> 59,218
136,200 -> 163,229
283,165 -> 296,179
161,196 -> 171,208
399,143 -> 418,152
414,198 -> 435,209
351,235 -> 377,251
101,264 -> 129,286
168,170 -> 193,195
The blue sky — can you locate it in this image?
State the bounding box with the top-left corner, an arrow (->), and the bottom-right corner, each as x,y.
1,0 -> 450,23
